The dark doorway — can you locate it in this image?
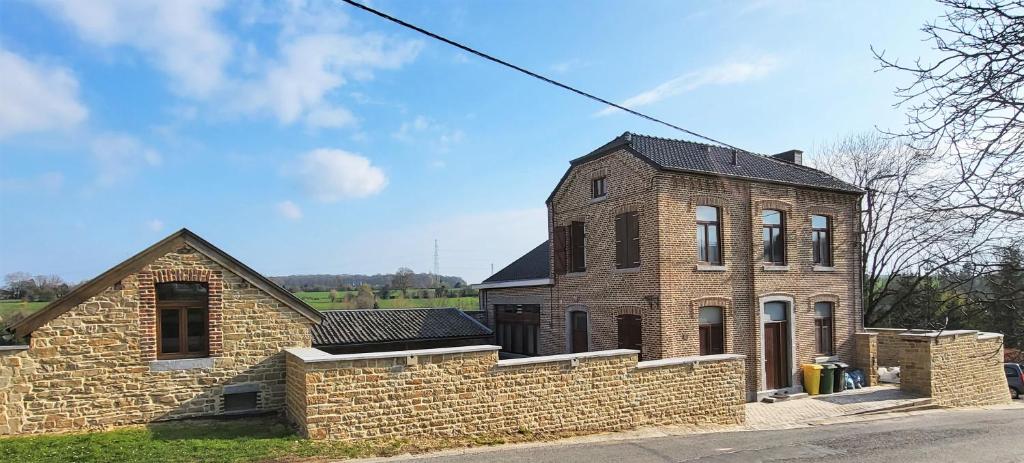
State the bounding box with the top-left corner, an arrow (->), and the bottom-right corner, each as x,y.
616,314 -> 642,357
569,311 -> 588,353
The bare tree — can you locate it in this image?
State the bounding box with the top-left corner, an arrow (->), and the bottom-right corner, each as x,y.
874,0 -> 1024,223
813,133 -> 1004,326
391,267 -> 415,298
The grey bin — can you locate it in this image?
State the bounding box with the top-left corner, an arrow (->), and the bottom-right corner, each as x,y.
832,362 -> 850,392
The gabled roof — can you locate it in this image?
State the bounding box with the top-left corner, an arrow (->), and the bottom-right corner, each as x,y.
547,132 -> 863,203
480,241 -> 551,284
311,308 -> 492,347
9,228 -> 323,337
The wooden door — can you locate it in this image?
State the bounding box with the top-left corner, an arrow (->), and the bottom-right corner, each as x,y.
764,321 -> 789,389
570,311 -> 588,353
617,315 -> 642,357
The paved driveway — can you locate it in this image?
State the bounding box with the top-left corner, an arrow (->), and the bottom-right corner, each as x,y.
744,385 -> 928,430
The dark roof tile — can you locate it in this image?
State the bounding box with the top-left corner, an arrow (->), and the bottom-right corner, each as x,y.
312,308 -> 492,347
481,241 -> 550,283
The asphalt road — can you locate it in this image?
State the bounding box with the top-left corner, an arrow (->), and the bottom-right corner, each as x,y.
392,408 -> 1023,463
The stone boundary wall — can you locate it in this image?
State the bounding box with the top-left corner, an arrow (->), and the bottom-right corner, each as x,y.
285,346 -> 746,440
857,329 -> 1010,407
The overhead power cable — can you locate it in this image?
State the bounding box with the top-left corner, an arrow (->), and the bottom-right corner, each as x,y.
338,0 -> 748,152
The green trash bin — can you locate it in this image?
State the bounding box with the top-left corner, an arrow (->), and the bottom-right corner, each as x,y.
819,363 -> 837,394
832,362 -> 849,392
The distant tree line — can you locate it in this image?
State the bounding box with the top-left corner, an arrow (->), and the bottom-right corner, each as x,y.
269,270 -> 466,293
2,272 -> 74,302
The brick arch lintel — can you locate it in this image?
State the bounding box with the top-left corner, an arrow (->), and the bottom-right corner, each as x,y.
755,199 -> 794,212
613,306 -> 645,317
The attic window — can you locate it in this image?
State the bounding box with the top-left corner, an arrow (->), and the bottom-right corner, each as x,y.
156,282 -> 209,360
592,177 -> 606,198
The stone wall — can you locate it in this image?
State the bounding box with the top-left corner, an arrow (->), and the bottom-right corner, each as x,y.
0,245 -> 315,436
867,328 -> 932,367
285,346 -> 746,440
898,330 -> 1009,407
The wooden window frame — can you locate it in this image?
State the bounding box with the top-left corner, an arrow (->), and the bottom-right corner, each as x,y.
569,310 -> 589,353
591,177 -> 607,198
696,206 -> 723,265
698,306 -> 725,355
812,215 -> 832,266
156,283 -> 210,360
762,210 -> 786,264
813,302 -> 834,355
615,212 -> 641,269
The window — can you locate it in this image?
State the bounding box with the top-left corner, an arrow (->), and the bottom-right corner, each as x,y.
495,304 -> 540,356
762,210 -> 786,264
157,282 -> 209,359
569,310 -> 588,353
698,307 -> 724,355
617,314 -> 642,357
696,206 -> 722,264
592,177 -> 606,198
569,221 -> 586,272
615,212 -> 640,269
812,215 -> 832,266
814,302 -> 834,355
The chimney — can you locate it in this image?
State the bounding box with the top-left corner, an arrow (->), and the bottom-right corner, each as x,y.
730,150 -> 738,166
771,149 -> 803,165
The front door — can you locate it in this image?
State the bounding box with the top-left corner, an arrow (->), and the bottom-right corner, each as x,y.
616,314 -> 642,357
764,321 -> 789,389
570,311 -> 588,353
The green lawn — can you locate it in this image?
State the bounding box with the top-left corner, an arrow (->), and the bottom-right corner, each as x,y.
0,300 -> 48,323
0,417 -> 407,463
0,416 -> 533,463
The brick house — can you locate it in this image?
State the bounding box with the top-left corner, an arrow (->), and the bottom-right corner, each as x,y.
477,132 -> 864,400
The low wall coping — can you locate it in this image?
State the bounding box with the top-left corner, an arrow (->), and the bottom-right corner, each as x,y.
898,329 -> 979,340
977,332 -> 1004,341
495,349 -> 640,367
636,354 -> 745,369
286,345 -> 501,363
854,331 -> 878,337
0,345 -> 29,352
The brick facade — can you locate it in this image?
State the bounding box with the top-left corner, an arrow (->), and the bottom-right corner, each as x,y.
285,346 -> 746,440
0,245 -> 315,436
539,148 -> 863,397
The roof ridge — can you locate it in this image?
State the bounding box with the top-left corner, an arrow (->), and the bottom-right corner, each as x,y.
624,131 -> 747,153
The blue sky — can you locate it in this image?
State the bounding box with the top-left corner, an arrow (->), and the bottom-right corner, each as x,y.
0,0 -> 943,284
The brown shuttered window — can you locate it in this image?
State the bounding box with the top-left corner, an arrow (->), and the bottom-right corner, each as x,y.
553,225 -> 567,275
615,212 -> 640,269
569,221 -> 586,272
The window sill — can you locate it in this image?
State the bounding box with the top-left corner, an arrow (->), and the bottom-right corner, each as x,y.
150,357 -> 216,372
695,264 -> 727,272
813,265 -> 836,272
613,266 -> 641,274
762,264 -> 789,271
590,195 -> 607,204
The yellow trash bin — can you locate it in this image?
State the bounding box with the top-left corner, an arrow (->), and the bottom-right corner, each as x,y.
802,364 -> 823,395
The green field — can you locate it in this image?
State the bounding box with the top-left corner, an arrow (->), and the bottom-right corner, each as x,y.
296,291 -> 479,311
0,292 -> 478,324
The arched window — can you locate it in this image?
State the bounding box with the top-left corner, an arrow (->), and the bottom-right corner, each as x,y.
698,306 -> 724,355
696,206 -> 722,264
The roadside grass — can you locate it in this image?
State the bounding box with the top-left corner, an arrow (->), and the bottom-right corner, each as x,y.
0,416 -> 565,463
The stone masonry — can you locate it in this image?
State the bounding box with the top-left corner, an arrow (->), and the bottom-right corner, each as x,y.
544,147 -> 862,397
0,245 -> 315,436
285,346 -> 746,440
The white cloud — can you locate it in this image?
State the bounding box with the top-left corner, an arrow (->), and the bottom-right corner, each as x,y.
288,148 -> 387,202
0,172 -> 65,194
235,33 -> 421,128
392,115 -> 465,152
596,56 -> 781,116
146,219 -> 165,232
91,133 -> 162,187
550,58 -> 586,74
276,200 -> 303,220
0,48 -> 88,139
38,0 -> 232,98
